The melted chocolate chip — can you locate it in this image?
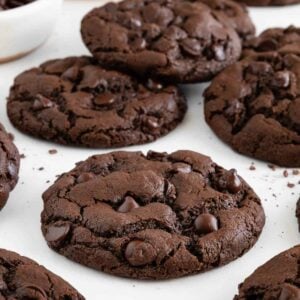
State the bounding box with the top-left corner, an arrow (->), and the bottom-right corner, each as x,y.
125,240 -> 157,266
45,224 -> 70,244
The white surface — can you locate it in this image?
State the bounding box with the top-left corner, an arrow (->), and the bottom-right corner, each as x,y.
0,0 -> 63,61
0,1 -> 300,299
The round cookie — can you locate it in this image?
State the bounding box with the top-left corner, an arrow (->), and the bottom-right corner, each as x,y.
80,0 -> 242,83
234,0 -> 300,6
235,246 -> 300,299
0,123 -> 20,210
198,0 -> 255,41
243,26 -> 300,58
204,49 -> 300,167
41,150 -> 265,280
0,248 -> 84,299
7,56 -> 186,148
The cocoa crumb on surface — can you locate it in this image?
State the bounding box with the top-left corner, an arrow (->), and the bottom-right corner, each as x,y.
268,164 -> 276,171
287,182 -> 295,188
283,170 -> 289,178
20,154 -> 25,159
48,149 -> 57,155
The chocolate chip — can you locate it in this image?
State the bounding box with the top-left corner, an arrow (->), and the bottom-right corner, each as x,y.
194,213 -> 218,234
279,283 -> 300,300
257,38 -> 278,51
172,163 -> 192,173
16,285 -> 47,300
226,169 -> 242,193
32,94 -> 54,111
125,240 -> 156,266
45,224 -> 70,244
61,66 -> 80,81
270,71 -> 290,88
118,196 -> 140,213
181,38 -> 202,56
7,161 -> 17,178
94,93 -> 116,106
77,172 -> 95,183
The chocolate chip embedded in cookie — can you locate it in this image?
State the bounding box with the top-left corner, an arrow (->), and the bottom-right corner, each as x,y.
234,246 -> 300,299
41,150 -> 265,280
243,26 -> 300,58
198,0 -> 255,41
204,49 -> 300,167
7,56 -> 186,148
0,248 -> 84,299
234,0 -> 300,6
0,123 -> 20,210
80,0 -> 241,83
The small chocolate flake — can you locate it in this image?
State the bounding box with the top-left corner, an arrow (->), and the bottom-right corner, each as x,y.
287,182 -> 295,188
283,170 -> 289,178
48,149 -> 57,155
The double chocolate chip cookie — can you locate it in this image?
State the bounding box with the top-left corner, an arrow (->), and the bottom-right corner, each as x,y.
0,123 -> 20,210
235,246 -> 300,299
81,0 -> 242,83
234,0 -> 300,6
204,28 -> 300,167
41,150 -> 265,280
0,248 -> 84,299
7,56 -> 186,148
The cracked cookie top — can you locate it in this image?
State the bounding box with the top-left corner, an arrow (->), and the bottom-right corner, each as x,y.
235,246 -> 300,299
41,150 -> 265,280
0,248 -> 84,299
204,50 -> 300,167
0,123 -> 19,210
7,56 -> 186,148
80,0 -> 241,83
197,0 -> 255,41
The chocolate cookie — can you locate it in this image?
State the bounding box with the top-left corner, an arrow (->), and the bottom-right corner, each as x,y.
234,0 -> 300,6
243,26 -> 300,58
198,0 -> 255,41
41,150 -> 265,280
235,246 -> 300,299
7,56 -> 186,148
204,50 -> 300,167
0,0 -> 35,10
80,0 -> 242,83
0,123 -> 20,210
0,248 -> 84,299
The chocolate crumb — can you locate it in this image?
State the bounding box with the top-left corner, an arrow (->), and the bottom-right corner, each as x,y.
249,163 -> 256,171
268,164 -> 276,171
20,154 -> 25,159
287,182 -> 295,188
49,149 -> 58,155
38,167 -> 44,171
283,170 -> 289,178
293,170 -> 300,175
8,133 -> 14,141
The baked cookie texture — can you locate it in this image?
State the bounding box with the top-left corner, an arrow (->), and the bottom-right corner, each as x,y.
235,246 -> 300,299
41,150 -> 265,280
234,0 -> 300,6
0,123 -> 20,210
0,248 -> 84,299
204,33 -> 300,167
197,0 -> 255,41
81,0 -> 242,83
7,56 -> 186,148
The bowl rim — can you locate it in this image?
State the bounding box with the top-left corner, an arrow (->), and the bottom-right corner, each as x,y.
0,0 -> 63,16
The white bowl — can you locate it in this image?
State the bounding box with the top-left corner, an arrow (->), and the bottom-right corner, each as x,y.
0,0 -> 63,63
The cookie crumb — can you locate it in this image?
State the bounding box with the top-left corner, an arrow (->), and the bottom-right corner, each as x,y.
8,133 -> 14,141
38,167 -> 44,171
293,170 -> 299,175
20,154 -> 26,159
249,163 -> 256,171
49,149 -> 57,155
268,164 -> 276,171
287,182 -> 295,188
283,170 -> 289,178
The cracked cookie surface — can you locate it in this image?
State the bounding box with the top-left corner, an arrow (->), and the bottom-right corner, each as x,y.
0,123 -> 19,210
204,47 -> 300,167
234,0 -> 300,6
197,0 -> 255,42
80,0 -> 241,84
7,56 -> 186,148
234,246 -> 300,299
0,248 -> 84,299
41,150 -> 265,280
